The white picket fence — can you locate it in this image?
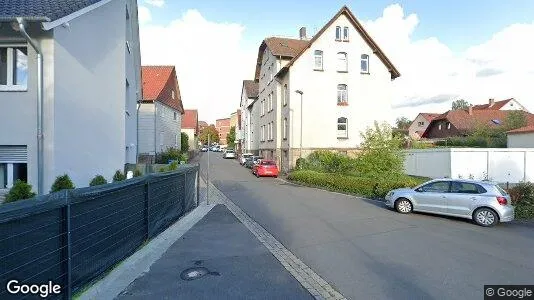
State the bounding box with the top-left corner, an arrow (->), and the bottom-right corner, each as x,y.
404,148 -> 534,183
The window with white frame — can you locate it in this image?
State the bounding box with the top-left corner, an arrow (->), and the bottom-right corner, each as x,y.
175,134 -> 179,146
174,112 -> 177,120
268,93 -> 273,111
418,121 -> 424,127
343,27 -> 349,41
0,46 -> 28,91
335,26 -> 341,41
283,84 -> 288,106
269,122 -> 273,140
270,63 -> 274,82
283,118 -> 288,140
337,52 -> 347,72
361,54 -> 369,73
337,117 -> 348,138
172,90 -> 175,99
314,50 -> 323,70
261,100 -> 265,116
261,125 -> 265,141
337,84 -> 348,104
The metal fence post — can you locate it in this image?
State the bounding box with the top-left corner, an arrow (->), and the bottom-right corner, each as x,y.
144,179 -> 150,240
182,172 -> 187,215
65,190 -> 72,300
196,163 -> 200,207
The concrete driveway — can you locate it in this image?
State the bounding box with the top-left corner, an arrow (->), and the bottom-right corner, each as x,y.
199,153 -> 534,300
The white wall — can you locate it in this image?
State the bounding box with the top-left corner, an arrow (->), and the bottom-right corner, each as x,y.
500,99 -> 528,111
288,13 -> 393,149
507,133 -> 534,148
181,128 -> 196,150
53,0 -> 129,187
138,103 -> 155,154
405,148 -> 534,183
155,102 -> 181,152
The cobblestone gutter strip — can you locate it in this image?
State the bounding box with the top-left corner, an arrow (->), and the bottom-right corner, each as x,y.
207,181 -> 347,300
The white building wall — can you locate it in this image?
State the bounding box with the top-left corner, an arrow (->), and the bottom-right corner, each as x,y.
138,103 -> 155,154
53,0 -> 129,187
181,128 -> 196,150
507,133 -> 534,148
500,99 -> 528,111
288,14 -> 393,150
257,49 -> 280,155
155,102 -> 181,152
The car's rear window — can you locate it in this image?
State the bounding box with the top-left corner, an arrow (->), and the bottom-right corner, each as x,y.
495,184 -> 508,196
261,161 -> 275,165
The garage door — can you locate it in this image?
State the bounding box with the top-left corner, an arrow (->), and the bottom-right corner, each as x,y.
0,145 -> 28,163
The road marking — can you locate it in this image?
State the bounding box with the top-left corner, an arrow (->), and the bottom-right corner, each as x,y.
205,179 -> 347,300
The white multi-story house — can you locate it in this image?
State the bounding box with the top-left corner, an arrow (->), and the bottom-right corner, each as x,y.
243,6 -> 400,172
239,80 -> 259,154
0,0 -> 141,195
138,66 -> 184,162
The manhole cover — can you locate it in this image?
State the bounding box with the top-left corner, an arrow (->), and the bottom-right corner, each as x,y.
180,267 -> 210,281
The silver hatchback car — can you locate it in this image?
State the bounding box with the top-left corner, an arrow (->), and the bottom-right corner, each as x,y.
385,179 -> 514,227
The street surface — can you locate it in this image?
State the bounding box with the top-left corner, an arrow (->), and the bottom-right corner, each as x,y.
199,152 -> 534,300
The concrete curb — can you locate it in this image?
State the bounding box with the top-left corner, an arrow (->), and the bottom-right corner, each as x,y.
79,182 -> 215,300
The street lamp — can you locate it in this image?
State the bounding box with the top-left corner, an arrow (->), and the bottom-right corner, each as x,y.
295,90 -> 303,158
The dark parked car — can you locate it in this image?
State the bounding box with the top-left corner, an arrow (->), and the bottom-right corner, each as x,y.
244,156 -> 263,169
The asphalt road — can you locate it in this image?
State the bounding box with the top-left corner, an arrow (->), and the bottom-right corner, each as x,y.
198,152 -> 534,300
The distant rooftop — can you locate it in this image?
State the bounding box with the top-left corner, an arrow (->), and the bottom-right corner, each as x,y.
0,0 -> 103,22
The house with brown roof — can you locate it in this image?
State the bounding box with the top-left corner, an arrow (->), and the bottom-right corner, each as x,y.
243,5 -> 400,171
473,98 -> 529,112
422,107 -> 534,139
507,125 -> 534,148
139,66 -> 184,162
239,80 -> 260,153
181,109 -> 199,150
408,113 -> 441,140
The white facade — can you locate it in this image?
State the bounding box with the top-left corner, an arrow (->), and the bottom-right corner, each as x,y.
251,10 -> 397,170
138,102 -> 181,155
239,83 -> 259,153
0,0 -> 141,193
507,132 -> 534,148
404,148 -> 534,183
498,99 -> 528,111
181,128 -> 196,150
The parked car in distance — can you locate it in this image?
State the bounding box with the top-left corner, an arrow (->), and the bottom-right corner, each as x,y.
385,179 -> 514,227
224,149 -> 236,159
200,145 -> 208,152
244,157 -> 255,169
252,160 -> 279,178
240,153 -> 253,165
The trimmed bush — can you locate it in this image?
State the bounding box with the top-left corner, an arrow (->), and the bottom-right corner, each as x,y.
112,170 -> 126,182
158,166 -> 167,173
5,180 -> 36,203
50,174 -> 75,193
133,168 -> 142,177
304,150 -> 356,174
287,170 -> 425,199
295,158 -> 307,170
508,182 -> 534,219
89,175 -> 107,186
167,161 -> 179,171
156,147 -> 181,164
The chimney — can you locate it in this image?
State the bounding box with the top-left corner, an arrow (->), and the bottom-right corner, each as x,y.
489,98 -> 495,107
468,105 -> 473,115
299,27 -> 307,40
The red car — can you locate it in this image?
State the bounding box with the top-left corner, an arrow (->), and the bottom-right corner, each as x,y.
252,160 -> 279,178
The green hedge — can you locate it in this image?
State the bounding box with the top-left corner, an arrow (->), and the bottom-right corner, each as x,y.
287,170 -> 425,198
435,136 -> 507,148
508,182 -> 534,219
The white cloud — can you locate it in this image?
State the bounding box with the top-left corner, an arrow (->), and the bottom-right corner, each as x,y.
363,4 -> 534,121
145,0 -> 165,7
139,9 -> 256,123
138,6 -> 151,24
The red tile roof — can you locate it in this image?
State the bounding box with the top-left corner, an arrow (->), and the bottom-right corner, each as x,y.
142,66 -> 184,113
420,113 -> 441,122
254,37 -> 309,80
243,80 -> 259,98
182,109 -> 198,133
508,125 -> 534,134
473,98 -> 513,110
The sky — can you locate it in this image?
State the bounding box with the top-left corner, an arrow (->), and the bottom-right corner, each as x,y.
138,0 -> 534,124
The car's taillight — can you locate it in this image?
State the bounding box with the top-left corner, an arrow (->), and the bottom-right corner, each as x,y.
497,196 -> 507,205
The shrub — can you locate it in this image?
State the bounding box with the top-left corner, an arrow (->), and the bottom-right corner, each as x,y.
287,170 -> 423,199
304,150 -> 356,174
156,147 -> 182,164
295,157 -> 307,170
507,182 -> 534,219
133,168 -> 142,177
50,174 -> 75,193
112,170 -> 126,182
5,180 -> 36,203
158,166 -> 167,173
167,161 -> 179,171
89,175 -> 107,186
181,132 -> 190,153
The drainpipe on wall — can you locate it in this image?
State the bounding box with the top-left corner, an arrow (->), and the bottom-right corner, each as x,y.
154,104 -> 157,164
16,18 -> 44,195
136,100 -> 141,164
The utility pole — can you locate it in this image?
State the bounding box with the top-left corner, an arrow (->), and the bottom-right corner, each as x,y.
206,133 -> 210,205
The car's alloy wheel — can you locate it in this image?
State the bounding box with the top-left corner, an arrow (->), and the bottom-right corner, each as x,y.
474,208 -> 498,227
395,198 -> 412,214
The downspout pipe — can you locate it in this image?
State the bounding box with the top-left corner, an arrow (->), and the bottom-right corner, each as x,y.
17,18 -> 44,195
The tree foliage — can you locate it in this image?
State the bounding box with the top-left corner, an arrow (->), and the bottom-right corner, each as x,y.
395,117 -> 412,129
504,110 -> 527,131
227,126 -> 236,148
180,132 -> 189,152
89,175 -> 107,186
112,170 -> 126,182
199,125 -> 219,144
452,99 -> 471,110
5,180 -> 36,203
50,174 -> 75,193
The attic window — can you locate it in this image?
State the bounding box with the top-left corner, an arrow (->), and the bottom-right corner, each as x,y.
335,26 -> 342,41
172,90 -> 175,99
446,122 -> 451,129
343,27 -> 349,41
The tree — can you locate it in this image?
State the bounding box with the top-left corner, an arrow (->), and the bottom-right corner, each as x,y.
199,125 -> 219,144
5,180 -> 36,203
227,126 -> 236,148
180,132 -> 189,152
395,117 -> 412,130
452,99 -> 471,110
50,174 -> 75,193
89,175 -> 107,186
505,110 -> 527,131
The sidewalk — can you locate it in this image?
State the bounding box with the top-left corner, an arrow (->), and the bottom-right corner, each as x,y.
116,204 -> 312,299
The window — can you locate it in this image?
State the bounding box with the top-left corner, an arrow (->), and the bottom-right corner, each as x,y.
283,118 -> 288,140
335,26 -> 341,41
343,27 -> 349,41
261,100 -> 265,116
418,121 -> 424,127
450,182 -> 486,194
446,122 -> 451,130
337,52 -> 347,72
337,84 -> 348,104
270,63 -> 274,82
175,134 -> 179,146
268,93 -> 273,112
438,124 -> 442,130
360,54 -> 369,73
174,112 -> 177,120
0,163 -> 7,189
337,117 -> 348,138
172,90 -> 175,99
261,126 -> 265,141
314,50 -> 323,70
269,122 -> 273,140
420,181 -> 450,193
0,46 -> 28,91
126,41 -> 131,54
283,84 -> 288,106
